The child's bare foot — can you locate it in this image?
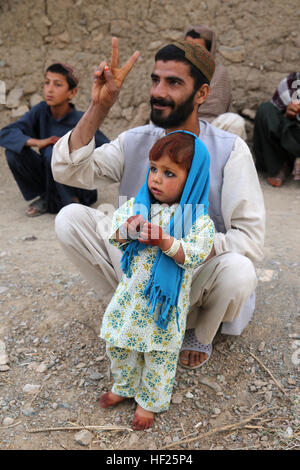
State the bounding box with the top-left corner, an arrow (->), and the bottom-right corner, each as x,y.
99,391 -> 126,408
132,405 -> 154,430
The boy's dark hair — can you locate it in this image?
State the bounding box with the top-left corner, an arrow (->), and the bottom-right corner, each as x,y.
149,132 -> 195,172
45,63 -> 77,90
185,29 -> 212,52
155,44 -> 209,92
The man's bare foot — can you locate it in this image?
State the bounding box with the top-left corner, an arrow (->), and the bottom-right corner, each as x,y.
266,176 -> 283,188
266,164 -> 289,188
179,350 -> 208,368
132,405 -> 154,430
99,391 -> 126,408
26,196 -> 47,217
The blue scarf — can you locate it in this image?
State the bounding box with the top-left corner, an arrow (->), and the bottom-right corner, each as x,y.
121,130 -> 210,331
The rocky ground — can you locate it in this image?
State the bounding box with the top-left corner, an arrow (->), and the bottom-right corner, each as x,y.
0,142 -> 299,451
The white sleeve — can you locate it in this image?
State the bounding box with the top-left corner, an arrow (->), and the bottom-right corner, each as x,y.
51,130 -> 125,190
213,137 -> 266,262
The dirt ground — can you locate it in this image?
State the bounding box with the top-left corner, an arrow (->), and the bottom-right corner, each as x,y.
0,141 -> 299,451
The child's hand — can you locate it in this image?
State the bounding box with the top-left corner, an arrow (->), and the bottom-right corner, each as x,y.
124,214 -> 145,240
138,222 -> 169,247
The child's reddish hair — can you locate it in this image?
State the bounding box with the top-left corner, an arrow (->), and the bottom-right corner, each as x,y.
149,132 -> 195,171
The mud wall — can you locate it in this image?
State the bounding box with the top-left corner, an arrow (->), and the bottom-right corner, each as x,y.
0,0 -> 299,139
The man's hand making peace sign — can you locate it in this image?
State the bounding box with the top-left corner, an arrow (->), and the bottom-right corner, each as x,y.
69,38 -> 140,152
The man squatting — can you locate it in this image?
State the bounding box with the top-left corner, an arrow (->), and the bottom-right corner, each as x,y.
51,38 -> 265,371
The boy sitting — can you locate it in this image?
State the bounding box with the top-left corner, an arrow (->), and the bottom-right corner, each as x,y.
0,62 -> 109,216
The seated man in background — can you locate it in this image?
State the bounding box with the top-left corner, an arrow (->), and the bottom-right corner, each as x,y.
184,25 -> 247,140
253,72 -> 300,187
0,62 -> 109,216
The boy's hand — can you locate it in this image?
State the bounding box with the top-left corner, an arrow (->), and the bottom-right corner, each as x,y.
26,136 -> 60,149
92,37 -> 140,111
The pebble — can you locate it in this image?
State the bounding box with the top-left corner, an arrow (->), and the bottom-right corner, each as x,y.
265,391 -> 272,403
185,391 -> 194,399
2,417 -> 14,426
74,429 -> 93,446
89,372 -> 103,380
212,408 -> 221,415
253,380 -> 268,388
258,341 -> 265,352
216,375 -> 226,384
198,377 -> 221,393
27,362 -> 39,371
284,427 -> 293,438
23,384 -> 40,394
163,436 -> 173,445
75,362 -> 86,369
22,406 -> 35,416
172,394 -> 183,404
95,355 -> 106,362
0,286 -> 9,294
36,363 -> 49,373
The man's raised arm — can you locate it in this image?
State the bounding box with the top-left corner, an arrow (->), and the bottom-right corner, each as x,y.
69,37 -> 140,152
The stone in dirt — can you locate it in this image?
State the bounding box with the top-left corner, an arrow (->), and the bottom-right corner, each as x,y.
0,352 -> 9,365
198,377 -> 222,393
22,406 -> 35,416
74,429 -> 93,446
172,394 -> 183,404
23,384 -> 40,394
36,362 -> 48,373
2,417 -> 14,426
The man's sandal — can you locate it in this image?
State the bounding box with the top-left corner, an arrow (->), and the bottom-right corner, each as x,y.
26,196 -> 47,217
179,328 -> 212,370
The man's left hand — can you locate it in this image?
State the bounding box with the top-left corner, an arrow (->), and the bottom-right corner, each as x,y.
285,101 -> 300,119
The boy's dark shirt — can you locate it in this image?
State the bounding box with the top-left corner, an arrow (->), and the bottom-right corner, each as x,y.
0,101 -> 109,156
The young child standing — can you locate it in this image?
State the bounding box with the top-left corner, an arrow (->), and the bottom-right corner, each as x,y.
99,131 -> 215,430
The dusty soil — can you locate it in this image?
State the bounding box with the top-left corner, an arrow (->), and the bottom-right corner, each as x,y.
0,144 -> 299,451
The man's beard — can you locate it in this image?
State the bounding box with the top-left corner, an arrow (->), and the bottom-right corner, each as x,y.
150,90 -> 196,129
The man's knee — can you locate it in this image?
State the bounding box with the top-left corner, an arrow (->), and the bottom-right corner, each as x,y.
55,203 -> 87,245
219,253 -> 257,295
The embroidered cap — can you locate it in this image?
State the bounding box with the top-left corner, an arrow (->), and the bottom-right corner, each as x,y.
172,40 -> 215,82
